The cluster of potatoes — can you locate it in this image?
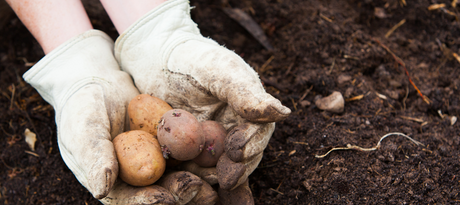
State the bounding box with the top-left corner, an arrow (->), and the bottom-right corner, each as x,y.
113,94 -> 226,187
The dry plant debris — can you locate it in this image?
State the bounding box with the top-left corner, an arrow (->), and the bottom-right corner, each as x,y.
373,38 -> 431,105
385,19 -> 406,38
315,132 -> 425,158
223,7 -> 273,50
24,128 -> 36,151
428,3 -> 446,10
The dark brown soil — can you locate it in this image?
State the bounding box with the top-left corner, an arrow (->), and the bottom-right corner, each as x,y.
1,0 -> 459,204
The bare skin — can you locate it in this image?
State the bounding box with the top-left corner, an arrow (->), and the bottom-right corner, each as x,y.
5,0 -> 167,53
5,0 -> 92,54
99,0 -> 167,33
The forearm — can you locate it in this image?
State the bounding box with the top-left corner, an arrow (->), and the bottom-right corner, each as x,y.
99,0 -> 167,34
6,0 -> 92,54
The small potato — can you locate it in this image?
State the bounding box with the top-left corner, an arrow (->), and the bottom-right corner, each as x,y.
188,179 -> 219,205
128,94 -> 172,136
113,130 -> 166,186
192,121 -> 226,167
157,109 -> 205,161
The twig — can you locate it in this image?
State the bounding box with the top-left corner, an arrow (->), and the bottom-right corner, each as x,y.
315,132 -> 424,158
344,55 -> 360,60
290,141 -> 309,145
320,13 -> 333,23
373,38 -> 431,105
327,57 -> 336,74
400,116 -> 425,123
25,150 -> 40,157
223,8 -> 274,50
9,84 -> 15,110
453,53 -> 460,64
375,92 -> 387,100
400,0 -> 407,6
269,188 -> 284,195
290,97 -> 297,111
260,55 -> 275,73
428,3 -> 446,10
298,85 -> 313,102
402,86 -> 409,110
283,62 -> 295,77
385,19 -> 406,38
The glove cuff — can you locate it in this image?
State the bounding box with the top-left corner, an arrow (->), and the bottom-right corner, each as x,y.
23,29 -> 120,118
114,0 -> 215,75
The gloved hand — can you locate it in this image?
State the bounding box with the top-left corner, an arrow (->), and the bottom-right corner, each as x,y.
114,0 -> 291,191
23,30 -> 201,204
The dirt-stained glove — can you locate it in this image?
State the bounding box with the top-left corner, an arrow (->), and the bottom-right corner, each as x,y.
23,29 -> 190,204
114,0 -> 291,191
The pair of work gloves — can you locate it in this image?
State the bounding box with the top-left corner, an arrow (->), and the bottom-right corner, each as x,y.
24,0 -> 290,204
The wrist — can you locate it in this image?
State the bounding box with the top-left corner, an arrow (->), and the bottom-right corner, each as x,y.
100,0 -> 168,34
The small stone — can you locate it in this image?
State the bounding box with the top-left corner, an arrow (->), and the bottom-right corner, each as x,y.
376,65 -> 390,80
385,90 -> 399,100
299,100 -> 311,107
388,79 -> 402,88
374,7 -> 387,19
344,87 -> 354,98
451,116 -> 457,126
337,74 -> 352,85
315,91 -> 344,113
303,180 -> 312,191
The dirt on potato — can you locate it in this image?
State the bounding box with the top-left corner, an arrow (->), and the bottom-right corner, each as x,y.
1,0 -> 459,204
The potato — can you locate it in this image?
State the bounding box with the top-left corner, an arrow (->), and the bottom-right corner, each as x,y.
192,121 -> 226,167
188,179 -> 219,205
157,109 -> 205,161
159,171 -> 203,204
113,130 -> 166,186
128,94 -> 172,136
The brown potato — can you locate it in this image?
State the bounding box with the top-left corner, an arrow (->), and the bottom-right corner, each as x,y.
128,94 -> 172,136
157,109 -> 205,161
188,179 -> 219,205
113,130 -> 166,186
192,121 -> 226,167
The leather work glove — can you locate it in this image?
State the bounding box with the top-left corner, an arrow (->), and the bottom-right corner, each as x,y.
114,0 -> 291,191
23,30 -> 203,205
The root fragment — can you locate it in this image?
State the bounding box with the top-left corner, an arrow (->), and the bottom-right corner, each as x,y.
385,19 -> 406,38
373,38 -> 431,105
315,132 -> 424,158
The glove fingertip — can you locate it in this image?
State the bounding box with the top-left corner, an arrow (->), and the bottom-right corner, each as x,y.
218,179 -> 254,205
90,166 -> 118,199
236,96 -> 291,123
216,153 -> 246,190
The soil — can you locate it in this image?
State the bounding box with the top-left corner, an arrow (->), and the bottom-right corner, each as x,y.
1,0 -> 459,204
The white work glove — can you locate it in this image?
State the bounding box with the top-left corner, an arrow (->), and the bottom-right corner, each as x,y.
23,30 -> 200,204
115,0 -> 291,191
